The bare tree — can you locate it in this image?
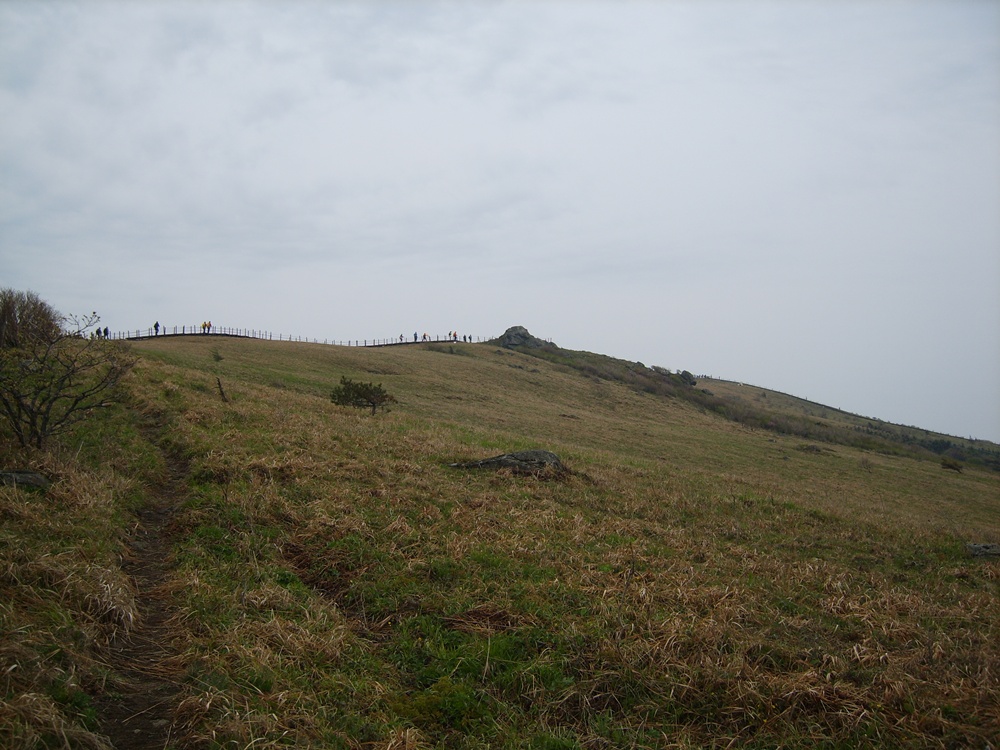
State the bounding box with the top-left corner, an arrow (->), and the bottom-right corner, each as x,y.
0,294 -> 135,450
0,288 -> 61,349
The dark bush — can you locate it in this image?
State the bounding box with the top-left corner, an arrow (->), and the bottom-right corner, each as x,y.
330,376 -> 397,415
941,457 -> 963,473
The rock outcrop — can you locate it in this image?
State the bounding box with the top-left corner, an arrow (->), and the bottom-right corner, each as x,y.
492,326 -> 555,351
967,543 -> 1000,557
449,450 -> 568,477
0,471 -> 51,490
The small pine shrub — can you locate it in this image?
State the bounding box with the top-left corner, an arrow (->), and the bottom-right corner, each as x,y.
330,376 -> 397,415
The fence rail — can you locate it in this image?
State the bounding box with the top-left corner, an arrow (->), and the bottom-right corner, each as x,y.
109,326 -> 495,347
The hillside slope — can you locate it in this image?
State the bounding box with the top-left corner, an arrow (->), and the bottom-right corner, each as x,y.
487,327 -> 1000,471
1,334 -> 997,749
701,377 -> 999,469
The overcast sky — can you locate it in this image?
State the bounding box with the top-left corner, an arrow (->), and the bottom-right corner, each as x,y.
2,1 -> 998,442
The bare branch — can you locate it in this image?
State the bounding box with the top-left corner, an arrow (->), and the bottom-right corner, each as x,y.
0,292 -> 135,450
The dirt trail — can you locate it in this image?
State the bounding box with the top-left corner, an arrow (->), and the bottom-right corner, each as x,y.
95,466 -> 186,749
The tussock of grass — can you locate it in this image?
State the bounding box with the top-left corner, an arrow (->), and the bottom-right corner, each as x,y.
0,691 -> 113,750
0,449 -> 149,748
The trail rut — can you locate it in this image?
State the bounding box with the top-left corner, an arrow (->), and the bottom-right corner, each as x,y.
95,464 -> 186,749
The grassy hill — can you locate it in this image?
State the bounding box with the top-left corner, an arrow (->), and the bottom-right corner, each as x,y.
486,332 -> 999,471
2,334 -> 998,748
699,378 -> 999,469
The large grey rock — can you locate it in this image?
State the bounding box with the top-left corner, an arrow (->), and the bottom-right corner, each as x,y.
967,543 -> 1000,557
0,471 -> 52,490
492,326 -> 555,350
450,450 -> 568,476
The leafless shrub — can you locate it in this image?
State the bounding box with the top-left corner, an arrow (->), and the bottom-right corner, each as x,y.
0,305 -> 135,450
0,288 -> 61,350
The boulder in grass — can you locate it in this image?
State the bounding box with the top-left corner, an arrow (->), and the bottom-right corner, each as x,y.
967,543 -> 1000,558
0,471 -> 51,491
450,450 -> 568,477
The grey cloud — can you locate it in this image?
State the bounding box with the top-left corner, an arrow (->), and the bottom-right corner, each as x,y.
2,0 -> 998,440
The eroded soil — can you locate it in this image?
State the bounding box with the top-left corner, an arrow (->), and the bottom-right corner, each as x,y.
94,470 -> 186,749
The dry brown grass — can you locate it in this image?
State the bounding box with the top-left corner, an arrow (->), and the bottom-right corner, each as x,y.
2,335 -> 997,748
0,449 -> 146,748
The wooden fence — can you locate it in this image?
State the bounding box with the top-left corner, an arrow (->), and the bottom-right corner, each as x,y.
111,326 -> 495,347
